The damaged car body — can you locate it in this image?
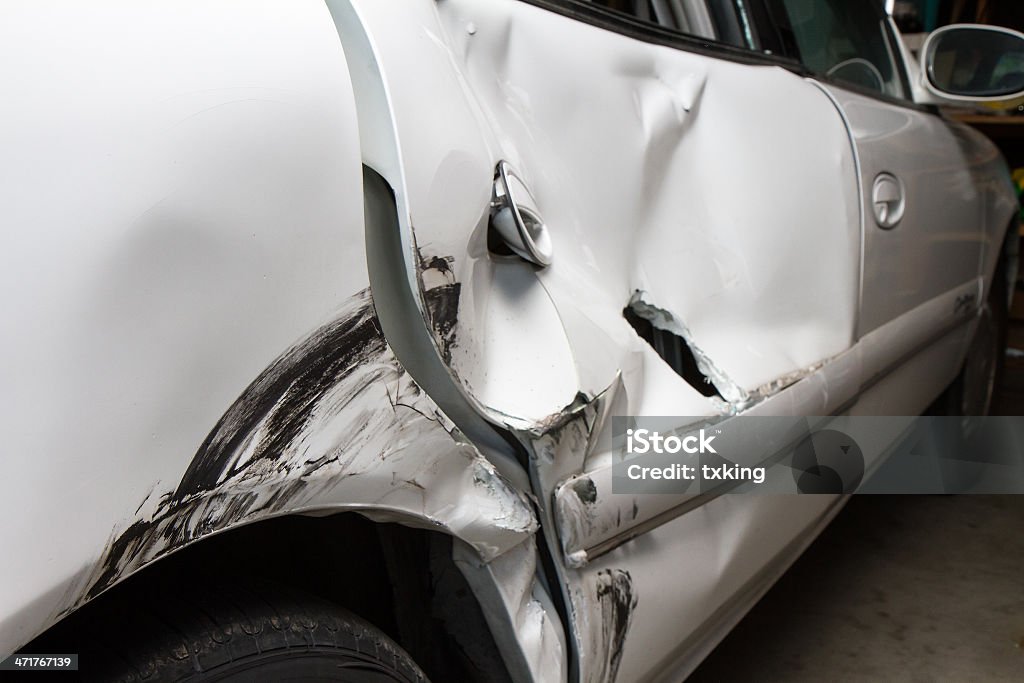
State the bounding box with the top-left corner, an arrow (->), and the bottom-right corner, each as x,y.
1,0 -> 1022,681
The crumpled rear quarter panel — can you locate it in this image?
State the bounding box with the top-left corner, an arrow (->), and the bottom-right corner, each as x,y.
0,0 -> 535,657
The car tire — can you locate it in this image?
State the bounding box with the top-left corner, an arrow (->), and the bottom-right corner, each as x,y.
88,581 -> 428,683
928,252 -> 1009,492
936,252 -> 1008,419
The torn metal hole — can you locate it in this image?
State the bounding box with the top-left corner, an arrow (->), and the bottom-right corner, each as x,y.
623,305 -> 723,399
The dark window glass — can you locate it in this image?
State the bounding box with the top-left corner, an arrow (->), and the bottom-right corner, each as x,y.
586,0 -> 719,42
774,0 -> 905,97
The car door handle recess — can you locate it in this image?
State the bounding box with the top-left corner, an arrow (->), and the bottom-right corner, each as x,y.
491,161 -> 553,267
872,172 -> 906,229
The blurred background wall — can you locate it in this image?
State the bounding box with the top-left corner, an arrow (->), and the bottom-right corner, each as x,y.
894,0 -> 1024,33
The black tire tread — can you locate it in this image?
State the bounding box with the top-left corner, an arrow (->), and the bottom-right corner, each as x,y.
87,579 -> 427,683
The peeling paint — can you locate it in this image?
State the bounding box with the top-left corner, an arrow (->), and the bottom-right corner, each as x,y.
627,291 -> 827,412
416,249 -> 462,366
555,476 -> 599,570
528,392 -> 593,439
750,359 -> 831,398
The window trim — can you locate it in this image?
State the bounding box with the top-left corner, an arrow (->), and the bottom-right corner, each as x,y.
513,0 -> 806,69
513,0 -> 942,117
745,0 -> 939,114
881,13 -> 914,100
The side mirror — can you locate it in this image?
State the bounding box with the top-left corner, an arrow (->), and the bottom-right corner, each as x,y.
921,24 -> 1024,105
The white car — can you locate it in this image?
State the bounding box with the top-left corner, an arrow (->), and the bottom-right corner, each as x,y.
2,1 -> 1022,681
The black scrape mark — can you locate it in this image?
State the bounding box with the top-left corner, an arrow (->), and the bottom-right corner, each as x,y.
175,289 -> 385,498
85,280 -> 459,603
419,253 -> 454,277
572,477 -> 598,505
594,569 -> 638,683
425,284 -> 460,365
417,252 -> 460,365
84,489 -> 261,600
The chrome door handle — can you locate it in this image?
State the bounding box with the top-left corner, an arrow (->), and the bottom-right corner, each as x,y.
491,161 -> 553,267
872,172 -> 905,229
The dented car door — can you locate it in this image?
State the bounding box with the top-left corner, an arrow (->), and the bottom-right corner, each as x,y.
337,0 -> 865,680
4,0 -> 1024,679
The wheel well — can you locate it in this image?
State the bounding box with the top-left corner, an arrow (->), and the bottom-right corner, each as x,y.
1001,215 -> 1020,311
27,513 -> 512,683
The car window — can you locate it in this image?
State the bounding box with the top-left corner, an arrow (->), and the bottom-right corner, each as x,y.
585,0 -> 720,42
770,0 -> 906,98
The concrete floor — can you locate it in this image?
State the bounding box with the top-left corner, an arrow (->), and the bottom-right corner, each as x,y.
687,278 -> 1024,682
688,495 -> 1024,682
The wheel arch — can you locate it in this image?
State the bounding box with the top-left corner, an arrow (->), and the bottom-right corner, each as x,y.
26,512 -> 515,683
1000,214 -> 1020,312
15,276 -> 538,662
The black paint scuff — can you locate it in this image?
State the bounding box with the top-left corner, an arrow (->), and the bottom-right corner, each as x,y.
593,568 -> 638,683
176,290 -> 386,499
417,250 -> 461,365
80,279 -> 462,604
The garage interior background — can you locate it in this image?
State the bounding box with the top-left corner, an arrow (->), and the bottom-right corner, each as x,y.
897,0 -> 1024,167
894,0 -> 1023,33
